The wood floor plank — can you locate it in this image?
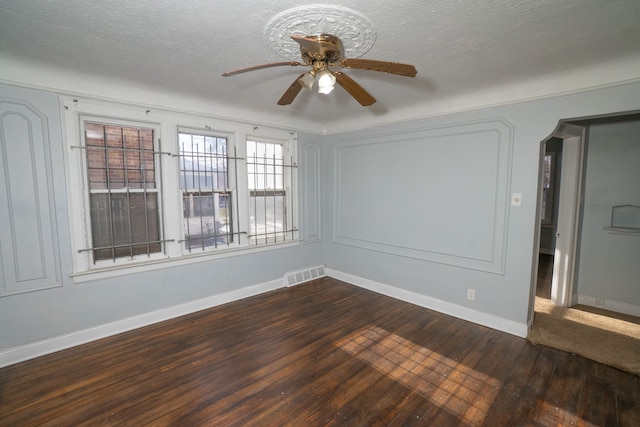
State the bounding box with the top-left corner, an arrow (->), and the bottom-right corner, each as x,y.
1,277 -> 639,426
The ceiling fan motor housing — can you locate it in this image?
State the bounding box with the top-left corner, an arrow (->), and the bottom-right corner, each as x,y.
297,34 -> 346,65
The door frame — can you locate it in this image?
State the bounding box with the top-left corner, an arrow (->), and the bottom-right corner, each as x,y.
549,123 -> 585,307
529,122 -> 585,326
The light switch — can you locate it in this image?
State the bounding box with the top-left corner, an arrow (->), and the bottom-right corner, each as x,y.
511,193 -> 522,206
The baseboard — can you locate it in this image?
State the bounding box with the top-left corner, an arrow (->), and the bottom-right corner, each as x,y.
577,294 -> 640,317
327,268 -> 529,338
0,279 -> 282,368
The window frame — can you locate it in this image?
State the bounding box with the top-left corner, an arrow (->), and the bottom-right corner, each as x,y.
62,97 -> 300,282
177,128 -> 239,253
246,137 -> 298,246
77,115 -> 167,270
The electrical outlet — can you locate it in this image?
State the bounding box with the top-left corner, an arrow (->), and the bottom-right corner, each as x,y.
467,288 -> 476,301
595,298 -> 605,306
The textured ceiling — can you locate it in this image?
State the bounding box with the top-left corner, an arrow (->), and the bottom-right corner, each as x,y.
1,0 -> 639,132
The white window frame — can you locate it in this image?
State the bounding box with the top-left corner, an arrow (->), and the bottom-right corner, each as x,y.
246,136 -> 298,246
84,118 -> 165,264
62,96 -> 299,282
177,128 -> 240,253
65,111 -> 167,274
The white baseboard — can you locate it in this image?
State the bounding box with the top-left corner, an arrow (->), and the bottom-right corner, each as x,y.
0,279 -> 282,368
577,294 -> 640,317
327,268 -> 529,338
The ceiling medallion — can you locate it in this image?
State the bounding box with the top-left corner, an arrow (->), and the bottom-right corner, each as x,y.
265,4 -> 377,60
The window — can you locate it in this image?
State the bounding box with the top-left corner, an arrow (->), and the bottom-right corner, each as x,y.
179,131 -> 233,251
541,153 -> 555,224
84,121 -> 163,261
247,139 -> 297,244
65,98 -> 299,278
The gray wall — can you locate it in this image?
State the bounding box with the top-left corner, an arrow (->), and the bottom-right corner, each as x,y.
323,83 -> 640,331
0,84 -> 323,351
576,115 -> 640,306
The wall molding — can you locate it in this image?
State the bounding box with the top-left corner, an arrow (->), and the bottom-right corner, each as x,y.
327,268 -> 528,338
333,118 -> 513,275
0,278 -> 283,368
301,141 -> 321,242
0,96 -> 63,295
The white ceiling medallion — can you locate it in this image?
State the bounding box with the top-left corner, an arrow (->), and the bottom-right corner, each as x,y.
265,4 -> 377,60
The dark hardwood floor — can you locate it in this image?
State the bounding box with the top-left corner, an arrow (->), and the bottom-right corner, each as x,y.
1,277 -> 639,426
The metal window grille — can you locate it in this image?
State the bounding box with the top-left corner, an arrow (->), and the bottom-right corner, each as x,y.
84,122 -> 163,262
179,132 -> 236,251
247,140 -> 297,245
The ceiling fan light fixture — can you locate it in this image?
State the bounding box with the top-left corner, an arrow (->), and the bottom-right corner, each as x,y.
316,68 -> 336,94
299,70 -> 316,89
224,17 -> 416,106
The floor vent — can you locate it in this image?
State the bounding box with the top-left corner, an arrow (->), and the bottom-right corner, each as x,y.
285,265 -> 326,287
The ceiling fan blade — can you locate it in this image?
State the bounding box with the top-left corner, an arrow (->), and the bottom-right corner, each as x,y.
340,59 -> 417,77
334,72 -> 376,106
277,73 -> 306,105
222,61 -> 301,77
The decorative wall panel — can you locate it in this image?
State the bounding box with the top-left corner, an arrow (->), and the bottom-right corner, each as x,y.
302,142 -> 321,241
334,119 -> 513,274
0,98 -> 62,295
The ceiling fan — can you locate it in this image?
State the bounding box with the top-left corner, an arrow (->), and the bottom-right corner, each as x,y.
221,34 -> 417,106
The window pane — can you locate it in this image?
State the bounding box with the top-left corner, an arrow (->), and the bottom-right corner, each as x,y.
85,122 -> 161,261
182,192 -> 233,249
179,132 -> 232,250
541,153 -> 554,224
249,191 -> 286,239
247,140 -> 290,244
247,140 -> 283,190
86,123 -> 156,190
90,193 -> 160,261
541,189 -> 549,222
543,154 -> 552,189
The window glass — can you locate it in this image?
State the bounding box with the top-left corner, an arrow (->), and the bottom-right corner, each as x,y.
541,153 -> 554,224
179,132 -> 233,250
85,122 -> 161,262
247,140 -> 292,244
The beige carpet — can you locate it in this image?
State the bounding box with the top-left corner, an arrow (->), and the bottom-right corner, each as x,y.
527,297 -> 640,376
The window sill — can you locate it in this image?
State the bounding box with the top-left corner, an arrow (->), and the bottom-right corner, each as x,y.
70,240 -> 301,284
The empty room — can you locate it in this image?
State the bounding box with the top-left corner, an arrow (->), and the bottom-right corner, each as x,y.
1,1 -> 639,425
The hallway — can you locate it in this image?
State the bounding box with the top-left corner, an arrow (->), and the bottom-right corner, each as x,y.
536,254 -> 553,300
